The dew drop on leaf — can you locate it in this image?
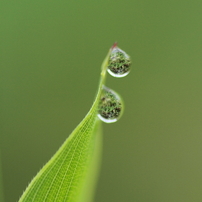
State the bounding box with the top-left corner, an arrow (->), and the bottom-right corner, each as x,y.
98,86 -> 124,123
107,46 -> 131,78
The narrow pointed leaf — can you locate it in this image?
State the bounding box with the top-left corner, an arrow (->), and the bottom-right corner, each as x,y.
18,48 -> 112,202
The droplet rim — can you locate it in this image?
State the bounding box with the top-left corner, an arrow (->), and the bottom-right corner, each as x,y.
97,114 -> 118,123
107,69 -> 130,78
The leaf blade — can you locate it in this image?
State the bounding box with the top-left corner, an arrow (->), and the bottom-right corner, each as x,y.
18,48 -> 111,202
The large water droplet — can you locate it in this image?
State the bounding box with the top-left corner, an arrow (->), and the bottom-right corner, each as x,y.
98,86 -> 124,123
107,46 -> 131,78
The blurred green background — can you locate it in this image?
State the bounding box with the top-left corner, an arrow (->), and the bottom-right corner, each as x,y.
1,1 -> 202,202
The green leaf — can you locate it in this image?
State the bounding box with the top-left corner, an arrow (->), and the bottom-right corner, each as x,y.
18,48 -> 112,202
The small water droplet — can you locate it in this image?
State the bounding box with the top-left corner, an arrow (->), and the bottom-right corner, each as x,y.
98,86 -> 124,123
107,46 -> 131,78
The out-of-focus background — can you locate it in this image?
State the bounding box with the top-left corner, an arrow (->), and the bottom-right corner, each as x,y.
1,1 -> 202,202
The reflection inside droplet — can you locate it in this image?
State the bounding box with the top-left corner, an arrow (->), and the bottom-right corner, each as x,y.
98,86 -> 124,123
107,47 -> 131,78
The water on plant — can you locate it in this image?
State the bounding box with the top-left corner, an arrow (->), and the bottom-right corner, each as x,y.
98,86 -> 124,123
107,46 -> 131,78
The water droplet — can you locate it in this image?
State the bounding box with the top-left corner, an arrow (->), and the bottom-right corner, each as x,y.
107,46 -> 131,78
98,86 -> 124,123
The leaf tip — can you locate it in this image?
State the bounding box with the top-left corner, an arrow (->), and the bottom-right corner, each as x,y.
111,42 -> 118,50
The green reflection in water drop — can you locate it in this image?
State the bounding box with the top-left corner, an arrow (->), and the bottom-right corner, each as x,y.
107,46 -> 131,78
98,86 -> 124,123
